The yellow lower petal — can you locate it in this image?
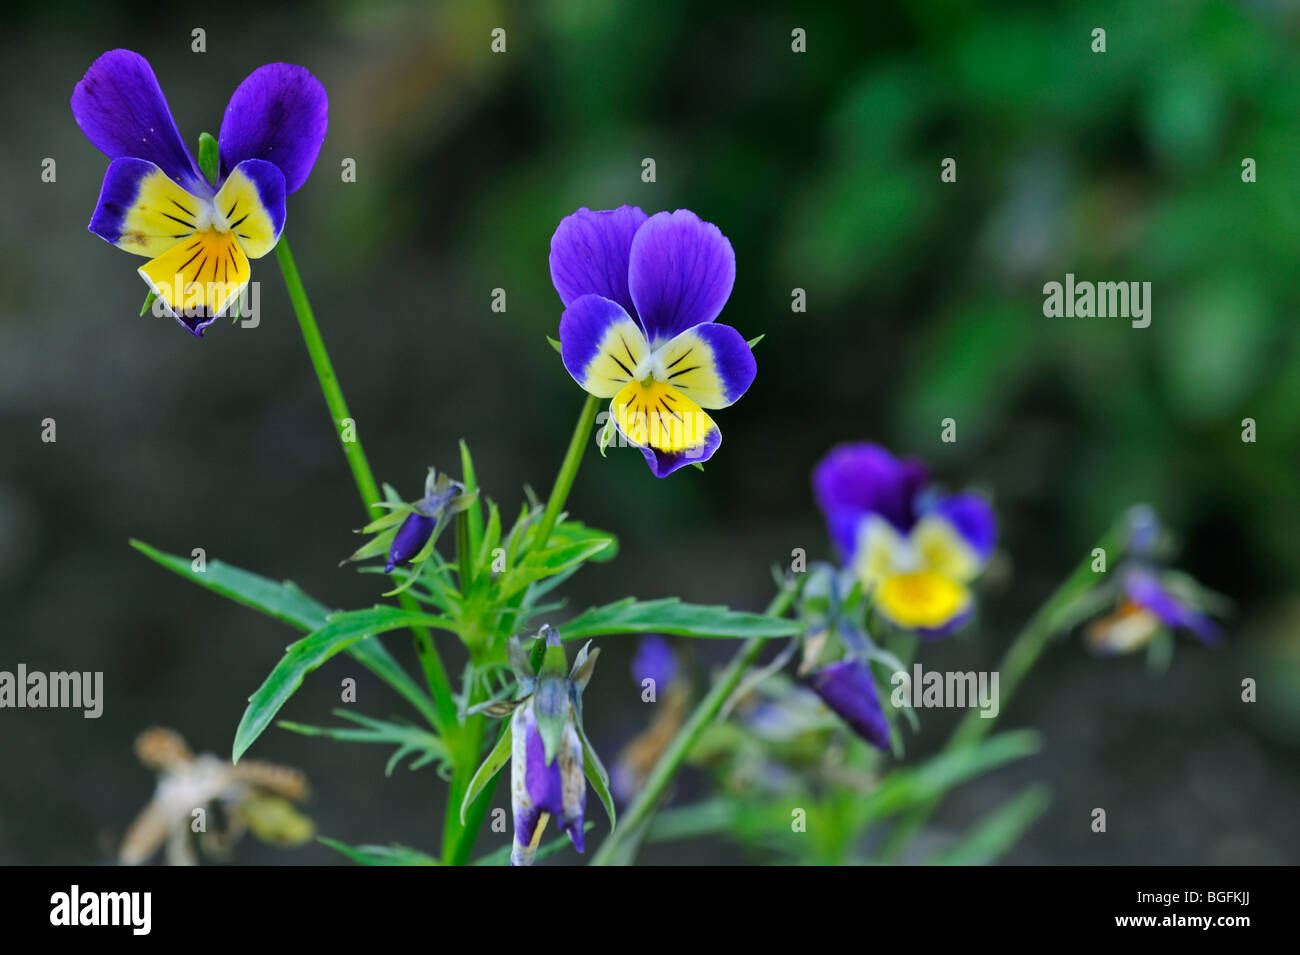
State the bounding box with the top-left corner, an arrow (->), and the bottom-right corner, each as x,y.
139,230 -> 250,319
612,379 -> 716,453
876,571 -> 971,630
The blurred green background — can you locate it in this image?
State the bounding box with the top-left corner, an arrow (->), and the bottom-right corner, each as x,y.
1,0 -> 1297,864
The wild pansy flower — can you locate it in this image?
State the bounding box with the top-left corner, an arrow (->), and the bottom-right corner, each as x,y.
466,627 -> 611,866
551,206 -> 757,476
121,727 -> 312,866
342,467 -> 477,588
1085,507 -> 1222,654
72,49 -> 327,336
814,443 -> 996,636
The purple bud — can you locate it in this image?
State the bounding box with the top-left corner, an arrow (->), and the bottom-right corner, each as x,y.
630,636 -> 676,690
385,512 -> 436,572
806,659 -> 890,751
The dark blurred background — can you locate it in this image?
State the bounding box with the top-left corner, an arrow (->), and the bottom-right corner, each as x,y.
1,0 -> 1297,865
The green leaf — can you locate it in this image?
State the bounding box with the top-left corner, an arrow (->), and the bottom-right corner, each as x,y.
560,597 -> 803,641
233,605 -> 447,763
278,709 -> 450,776
460,723 -> 513,824
929,784 -> 1051,865
578,722 -> 616,832
459,440 -> 484,563
132,539 -> 330,630
855,731 -> 1042,825
471,823 -> 593,866
318,837 -> 440,866
131,540 -> 439,728
197,131 -> 219,184
345,636 -> 440,729
497,537 -> 613,600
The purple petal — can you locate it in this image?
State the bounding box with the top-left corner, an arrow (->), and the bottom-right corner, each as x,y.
932,493 -> 997,561
523,708 -> 566,816
807,660 -> 890,751
812,443 -> 929,560
558,295 -> 648,398
654,322 -> 757,409
1125,569 -> 1221,644
630,636 -> 676,690
630,421 -> 722,477
385,512 -> 435,571
218,63 -> 328,194
549,206 -> 648,319
71,50 -> 206,193
628,210 -> 736,346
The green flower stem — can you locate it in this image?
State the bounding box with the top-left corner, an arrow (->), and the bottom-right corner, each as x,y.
275,236 -> 456,735
532,394 -> 601,552
877,520 -> 1123,862
443,712 -> 495,865
590,584 -> 799,866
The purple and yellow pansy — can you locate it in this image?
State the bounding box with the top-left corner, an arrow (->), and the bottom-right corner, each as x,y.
72,49 -> 327,336
551,206 -> 757,477
814,443 -> 996,636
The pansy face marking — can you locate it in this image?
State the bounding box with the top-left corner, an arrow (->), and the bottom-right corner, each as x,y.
814,443 -> 997,636
551,207 -> 757,477
73,50 -> 326,336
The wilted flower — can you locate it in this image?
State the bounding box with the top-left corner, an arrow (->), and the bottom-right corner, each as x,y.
551,206 -> 757,476
814,443 -> 996,636
343,467 -> 477,587
464,626 -> 612,866
120,727 -> 312,866
73,50 -> 327,335
1086,507 -> 1222,654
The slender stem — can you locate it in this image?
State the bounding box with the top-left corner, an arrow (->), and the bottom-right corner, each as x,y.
442,713 -> 489,864
275,238 -> 380,507
877,521 -> 1123,861
590,585 -> 799,866
533,394 -> 601,551
275,237 -> 455,733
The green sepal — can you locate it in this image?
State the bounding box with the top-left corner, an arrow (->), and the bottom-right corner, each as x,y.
459,722 -> 513,824
577,719 -> 616,832
597,412 -> 616,458
546,335 -> 562,354
139,290 -> 157,316
197,131 -> 219,184
746,334 -> 765,349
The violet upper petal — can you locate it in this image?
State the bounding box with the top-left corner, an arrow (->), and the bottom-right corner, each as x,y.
218,63 -> 328,194
628,209 -> 735,346
71,50 -> 206,193
549,205 -> 648,319
813,443 -> 929,560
